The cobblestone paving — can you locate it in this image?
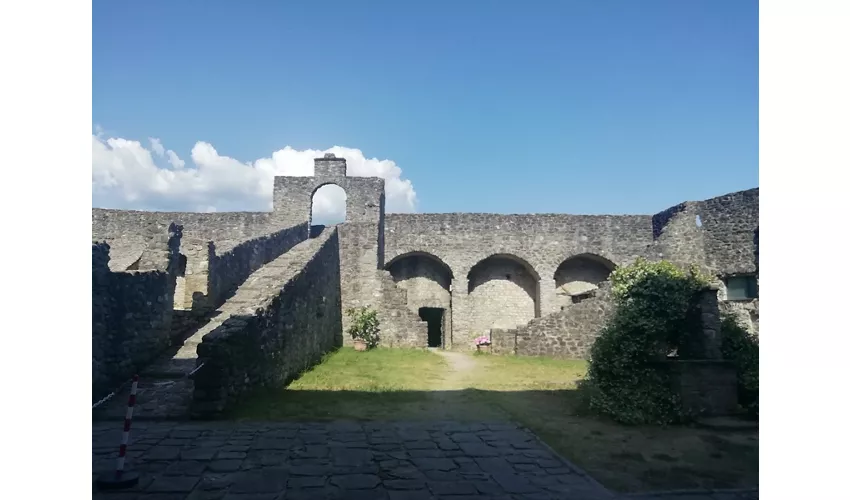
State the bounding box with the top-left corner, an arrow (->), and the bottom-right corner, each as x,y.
92,421 -> 616,499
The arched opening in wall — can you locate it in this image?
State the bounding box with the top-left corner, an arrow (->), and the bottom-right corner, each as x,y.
554,254 -> 615,306
310,184 -> 346,238
467,254 -> 540,334
386,252 -> 454,348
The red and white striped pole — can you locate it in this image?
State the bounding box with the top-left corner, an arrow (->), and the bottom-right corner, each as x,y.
96,375 -> 141,489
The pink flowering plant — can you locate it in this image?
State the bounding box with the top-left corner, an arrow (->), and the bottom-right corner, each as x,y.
474,335 -> 491,346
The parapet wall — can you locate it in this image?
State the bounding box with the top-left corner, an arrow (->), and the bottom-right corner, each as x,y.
92,209 -> 275,269
205,223 -> 308,310
92,223 -> 182,403
191,230 -> 343,418
384,213 -> 653,279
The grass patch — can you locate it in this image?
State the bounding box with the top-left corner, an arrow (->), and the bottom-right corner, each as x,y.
232,347 -> 758,493
288,347 -> 444,391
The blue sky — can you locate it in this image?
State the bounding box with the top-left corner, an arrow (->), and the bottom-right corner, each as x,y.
92,0 -> 758,216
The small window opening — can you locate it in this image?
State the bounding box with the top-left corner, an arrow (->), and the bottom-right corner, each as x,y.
695,215 -> 703,228
725,275 -> 758,300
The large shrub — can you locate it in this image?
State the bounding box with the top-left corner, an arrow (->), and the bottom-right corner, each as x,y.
720,314 -> 759,418
346,306 -> 381,348
583,258 -> 710,425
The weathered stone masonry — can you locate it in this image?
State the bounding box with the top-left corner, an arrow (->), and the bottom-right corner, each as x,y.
92,153 -> 758,392
92,223 -> 182,403
191,229 -> 343,417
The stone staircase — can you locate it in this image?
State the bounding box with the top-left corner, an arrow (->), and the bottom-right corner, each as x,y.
491,283 -> 614,358
93,231 -> 334,421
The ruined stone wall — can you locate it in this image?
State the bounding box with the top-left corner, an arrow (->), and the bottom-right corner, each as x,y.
375,271 -> 430,347
649,189 -> 759,334
92,208 -> 275,260
192,230 -> 343,418
648,189 -> 758,275
92,208 -> 273,240
91,224 -> 182,403
698,188 -> 759,276
649,202 -> 708,270
490,283 -> 615,359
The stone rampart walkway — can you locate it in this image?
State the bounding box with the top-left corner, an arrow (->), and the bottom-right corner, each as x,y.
93,420 -> 616,499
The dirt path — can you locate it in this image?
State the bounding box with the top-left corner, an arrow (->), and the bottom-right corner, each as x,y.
432,349 -> 478,389
428,349 -> 512,421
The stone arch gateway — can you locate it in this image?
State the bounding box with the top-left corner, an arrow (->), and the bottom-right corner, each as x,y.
310,183 -> 347,236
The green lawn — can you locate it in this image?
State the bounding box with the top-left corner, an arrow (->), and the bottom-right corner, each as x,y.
231,347 -> 758,494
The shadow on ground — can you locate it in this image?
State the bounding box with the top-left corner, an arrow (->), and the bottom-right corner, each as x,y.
221,387 -> 758,494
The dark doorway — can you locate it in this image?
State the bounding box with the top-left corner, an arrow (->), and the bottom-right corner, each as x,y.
418,307 -> 445,348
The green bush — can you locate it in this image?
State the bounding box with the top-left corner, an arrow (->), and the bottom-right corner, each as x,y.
720,314 -> 759,418
583,258 -> 710,425
346,306 -> 381,348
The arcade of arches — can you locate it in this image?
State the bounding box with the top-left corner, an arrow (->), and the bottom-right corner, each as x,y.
386,251 -> 616,348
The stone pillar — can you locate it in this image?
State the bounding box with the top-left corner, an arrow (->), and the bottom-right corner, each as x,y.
450,277 -> 472,350
314,153 -> 347,178
538,278 -> 559,316
698,284 -> 722,360
662,284 -> 737,417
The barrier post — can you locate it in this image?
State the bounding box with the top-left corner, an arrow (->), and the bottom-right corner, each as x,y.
95,375 -> 141,489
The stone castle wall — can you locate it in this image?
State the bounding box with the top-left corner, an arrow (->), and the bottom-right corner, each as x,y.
92,223 -> 182,403
191,230 -> 343,417
92,208 -> 275,264
383,213 -> 653,348
91,153 -> 758,364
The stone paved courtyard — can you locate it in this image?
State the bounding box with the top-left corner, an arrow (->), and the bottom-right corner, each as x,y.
93,420 -> 617,499
92,421 -> 759,499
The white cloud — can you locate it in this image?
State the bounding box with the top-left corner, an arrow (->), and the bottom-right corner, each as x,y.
166,150 -> 185,169
149,137 -> 165,157
92,133 -> 419,223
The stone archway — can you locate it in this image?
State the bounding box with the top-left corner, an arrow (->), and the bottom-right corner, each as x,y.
310,183 -> 347,237
553,253 -> 615,307
466,254 -> 540,334
386,251 -> 454,348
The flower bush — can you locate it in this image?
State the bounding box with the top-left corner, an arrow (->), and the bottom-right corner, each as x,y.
474,335 -> 491,346
346,306 -> 380,349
